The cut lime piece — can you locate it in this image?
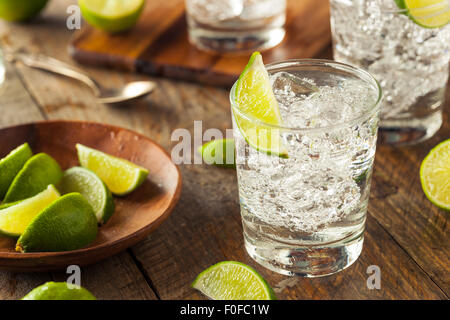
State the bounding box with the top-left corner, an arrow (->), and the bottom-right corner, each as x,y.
78,0 -> 145,33
3,153 -> 63,203
0,143 -> 33,200
420,139 -> 450,211
59,167 -> 115,224
395,0 -> 450,28
192,261 -> 276,300
233,52 -> 288,158
198,139 -> 236,168
0,0 -> 49,22
0,185 -> 60,238
22,282 -> 96,300
76,144 -> 149,196
16,193 -> 98,253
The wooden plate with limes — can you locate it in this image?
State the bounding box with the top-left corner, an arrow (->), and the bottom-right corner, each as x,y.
0,121 -> 182,272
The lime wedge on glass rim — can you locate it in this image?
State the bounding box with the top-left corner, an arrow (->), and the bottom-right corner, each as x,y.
78,0 -> 145,33
192,261 -> 276,300
395,0 -> 450,28
233,52 -> 288,158
420,139 -> 450,211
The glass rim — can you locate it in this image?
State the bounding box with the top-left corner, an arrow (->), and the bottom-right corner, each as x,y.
230,59 -> 382,133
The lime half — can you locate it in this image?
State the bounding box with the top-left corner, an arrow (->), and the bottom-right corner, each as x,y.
0,185 -> 60,238
192,261 -> 276,300
59,167 -> 115,224
79,0 -> 145,33
396,0 -> 450,28
420,139 -> 450,211
76,144 -> 148,196
233,52 -> 288,158
22,282 -> 96,300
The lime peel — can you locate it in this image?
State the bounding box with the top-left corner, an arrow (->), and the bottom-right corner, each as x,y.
395,0 -> 450,28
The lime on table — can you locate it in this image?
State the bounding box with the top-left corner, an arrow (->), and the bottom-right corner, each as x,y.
0,185 -> 59,238
16,193 -> 98,253
0,143 -> 33,200
0,0 -> 49,22
420,139 -> 450,211
233,52 -> 288,158
79,0 -> 145,33
22,282 -> 96,300
59,166 -> 115,224
395,0 -> 450,28
198,139 -> 236,168
3,153 -> 63,203
77,144 -> 149,196
192,261 -> 276,300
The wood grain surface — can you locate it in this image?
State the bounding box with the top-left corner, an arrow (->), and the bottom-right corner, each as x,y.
0,0 -> 448,300
69,0 -> 331,86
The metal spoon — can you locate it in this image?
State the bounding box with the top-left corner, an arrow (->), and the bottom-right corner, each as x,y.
8,52 -> 156,105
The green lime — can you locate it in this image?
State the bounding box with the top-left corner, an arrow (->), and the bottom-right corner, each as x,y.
22,282 -> 96,300
234,52 -> 288,158
192,261 -> 276,300
0,185 -> 59,238
59,167 -> 115,224
16,193 -> 98,253
0,143 -> 33,200
198,139 -> 236,168
0,0 -> 49,22
3,153 -> 63,203
420,139 -> 450,211
395,0 -> 450,28
78,0 -> 145,33
77,144 -> 148,196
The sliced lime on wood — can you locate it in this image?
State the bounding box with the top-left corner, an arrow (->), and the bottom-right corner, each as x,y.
233,52 -> 288,158
395,0 -> 450,28
420,139 -> 450,211
192,261 -> 277,300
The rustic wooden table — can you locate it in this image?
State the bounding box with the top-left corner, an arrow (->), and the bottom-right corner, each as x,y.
0,0 -> 448,300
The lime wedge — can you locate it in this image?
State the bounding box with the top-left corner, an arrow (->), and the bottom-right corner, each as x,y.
198,139 -> 236,168
78,0 -> 145,33
420,139 -> 450,211
0,185 -> 60,238
192,261 -> 276,300
76,144 -> 148,196
59,167 -> 115,224
0,143 -> 33,200
3,153 -> 63,203
233,52 -> 288,158
396,0 -> 450,28
22,282 -> 96,300
16,193 -> 98,253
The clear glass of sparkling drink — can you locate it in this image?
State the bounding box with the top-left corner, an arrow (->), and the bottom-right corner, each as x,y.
330,0 -> 450,145
231,60 -> 382,277
184,0 -> 286,52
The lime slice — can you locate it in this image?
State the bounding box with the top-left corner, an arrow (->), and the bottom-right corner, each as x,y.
0,143 -> 33,200
192,261 -> 276,300
59,167 -> 115,224
16,193 -> 98,253
0,185 -> 60,238
78,0 -> 145,33
420,139 -> 450,211
3,153 -> 63,203
76,144 -> 148,196
0,0 -> 49,22
198,139 -> 236,168
234,52 -> 288,158
22,282 -> 96,300
395,0 -> 450,28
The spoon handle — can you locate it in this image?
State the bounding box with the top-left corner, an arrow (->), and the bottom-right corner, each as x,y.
13,52 -> 101,97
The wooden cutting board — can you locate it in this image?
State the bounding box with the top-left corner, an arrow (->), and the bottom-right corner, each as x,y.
69,0 -> 331,86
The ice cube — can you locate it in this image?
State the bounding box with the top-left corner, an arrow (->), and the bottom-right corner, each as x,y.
271,72 -> 319,97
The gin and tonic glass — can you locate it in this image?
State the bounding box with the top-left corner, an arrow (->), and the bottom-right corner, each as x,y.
185,0 -> 286,52
231,60 -> 382,277
330,0 -> 450,145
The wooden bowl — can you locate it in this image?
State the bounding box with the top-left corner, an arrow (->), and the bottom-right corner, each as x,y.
0,121 -> 181,272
